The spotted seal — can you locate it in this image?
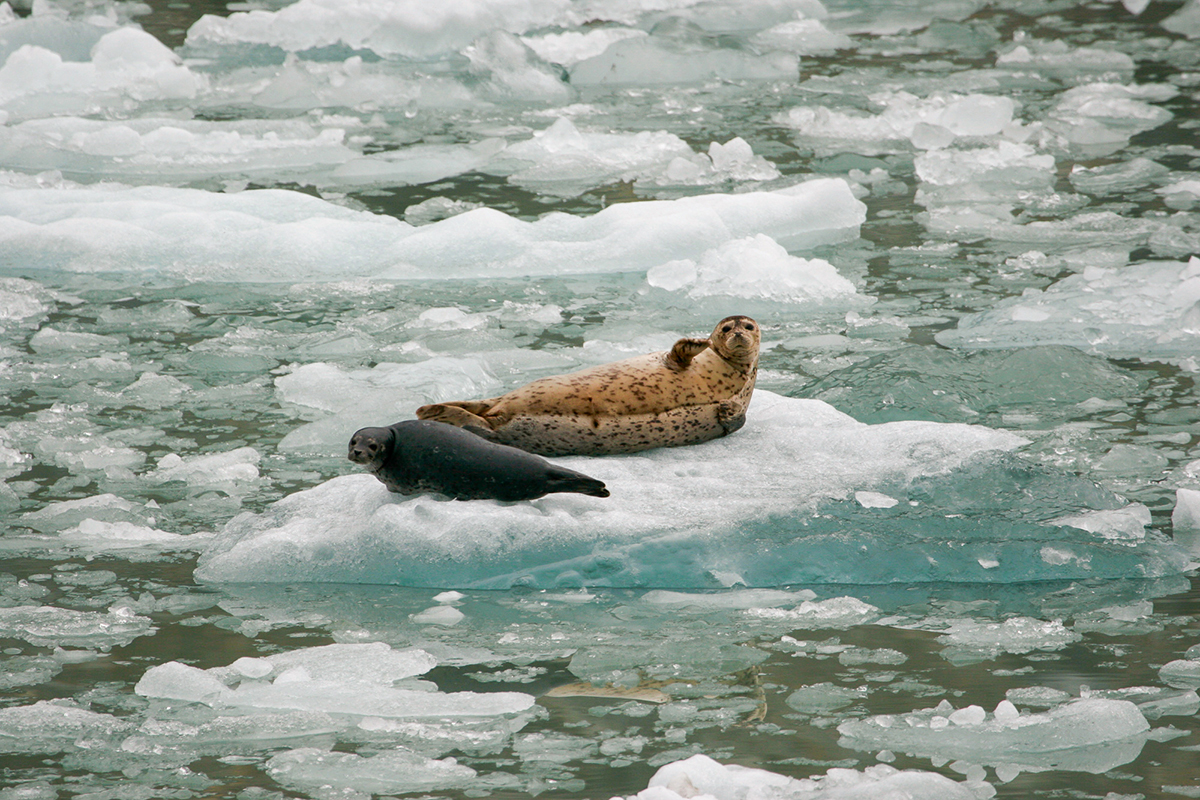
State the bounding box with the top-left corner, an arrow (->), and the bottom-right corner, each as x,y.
415,315 -> 760,456
348,420 -> 609,501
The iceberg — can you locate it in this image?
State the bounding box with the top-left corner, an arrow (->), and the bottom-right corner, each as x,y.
195,391 -> 1189,588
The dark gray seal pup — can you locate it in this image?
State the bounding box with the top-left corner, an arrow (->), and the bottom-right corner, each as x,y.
347,420 -> 610,501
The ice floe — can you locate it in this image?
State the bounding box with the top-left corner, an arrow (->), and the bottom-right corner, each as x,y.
195,390 -> 1189,588
838,698 -> 1150,774
0,176 -> 864,280
937,258 -> 1200,365
618,754 -> 984,800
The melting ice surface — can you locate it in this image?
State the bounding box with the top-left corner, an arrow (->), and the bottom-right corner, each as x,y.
3,0 -> 1200,799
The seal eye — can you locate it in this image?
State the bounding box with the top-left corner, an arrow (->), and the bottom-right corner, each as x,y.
721,325 -> 733,333
745,323 -> 756,331
367,443 -> 378,452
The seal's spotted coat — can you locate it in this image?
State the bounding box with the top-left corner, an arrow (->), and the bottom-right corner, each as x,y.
416,316 -> 760,456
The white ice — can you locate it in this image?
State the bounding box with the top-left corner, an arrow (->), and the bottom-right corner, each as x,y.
498,118 -> 780,197
776,91 -> 1017,156
0,176 -> 865,281
266,747 -> 476,800
645,234 -> 863,307
0,27 -> 203,121
932,617 -> 1081,665
568,34 -> 798,86
136,641 -> 535,720
184,0 -> 568,59
1174,488 -> 1200,554
619,753 -> 983,800
0,604 -> 154,650
937,257 -> 1200,363
838,698 -> 1149,774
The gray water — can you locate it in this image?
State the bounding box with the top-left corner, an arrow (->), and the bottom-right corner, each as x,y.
2,0 -> 1200,798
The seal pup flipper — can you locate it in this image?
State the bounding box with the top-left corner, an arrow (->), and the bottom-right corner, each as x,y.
415,401 -> 497,429
716,398 -> 748,435
666,337 -> 710,372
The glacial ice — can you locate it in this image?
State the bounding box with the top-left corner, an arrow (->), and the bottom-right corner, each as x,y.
777,91 -> 1017,155
620,754 -> 983,800
195,390 -> 1190,588
0,176 -> 865,280
936,258 -> 1200,363
0,604 -> 154,649
497,118 -> 780,196
838,698 -> 1150,773
265,747 -> 476,799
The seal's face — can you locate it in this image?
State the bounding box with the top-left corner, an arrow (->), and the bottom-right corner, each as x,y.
348,427 -> 394,471
710,315 -> 760,366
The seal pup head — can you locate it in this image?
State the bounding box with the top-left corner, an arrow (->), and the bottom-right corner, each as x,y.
348,426 -> 395,472
709,315 -> 760,367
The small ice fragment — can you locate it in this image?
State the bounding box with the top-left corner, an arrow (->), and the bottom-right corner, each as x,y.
411,606 -> 465,626
855,491 -> 899,509
949,705 -> 986,726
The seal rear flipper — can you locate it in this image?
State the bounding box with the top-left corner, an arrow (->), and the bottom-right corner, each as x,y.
415,402 -> 496,429
666,337 -> 710,371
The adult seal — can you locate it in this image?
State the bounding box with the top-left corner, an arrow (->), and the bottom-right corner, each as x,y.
348,419 -> 609,501
416,315 -> 760,456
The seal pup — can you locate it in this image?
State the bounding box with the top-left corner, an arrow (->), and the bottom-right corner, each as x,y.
416,315 -> 760,456
348,419 -> 609,501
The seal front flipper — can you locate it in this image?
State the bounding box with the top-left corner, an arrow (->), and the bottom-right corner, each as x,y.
716,398 -> 747,435
666,337 -> 710,371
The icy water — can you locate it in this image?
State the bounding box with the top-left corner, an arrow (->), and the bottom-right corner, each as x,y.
3,0 -> 1200,798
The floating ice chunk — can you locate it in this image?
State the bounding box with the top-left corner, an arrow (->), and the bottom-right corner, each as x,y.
1050,503 -> 1150,542
232,643 -> 436,686
995,40 -> 1135,84
20,493 -> 153,533
29,326 -> 123,353
57,519 -> 212,557
1069,157 -> 1170,195
0,178 -> 864,280
328,138 -> 505,189
855,491 -> 899,508
621,754 -> 981,800
464,30 -> 571,103
570,34 -> 798,85
777,92 -> 1015,156
1084,686 -> 1200,719
1159,658 -> 1200,689
915,141 -> 1055,203
1173,488 -> 1200,554
196,391 -> 1048,588
0,701 -> 135,754
501,119 -> 779,196
937,258 -> 1200,361
184,0 -> 568,58
934,617 -> 1080,663
0,605 -> 154,649
785,682 -> 867,712
135,661 -> 229,706
641,588 -> 817,611
838,699 -> 1148,773
1046,82 -> 1176,155
275,356 -> 501,419
0,116 -> 357,186
745,597 -> 881,628
118,372 -> 191,409
522,27 -> 647,66
147,447 -> 260,487
404,196 -> 485,226
0,28 -> 202,119
1162,0 -> 1200,37
266,747 -> 476,798
646,234 -> 861,306
411,605 -> 466,626
751,17 -> 852,55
